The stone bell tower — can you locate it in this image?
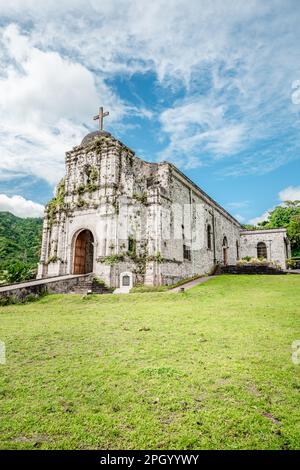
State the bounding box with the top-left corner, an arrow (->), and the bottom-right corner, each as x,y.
37,116 -> 168,288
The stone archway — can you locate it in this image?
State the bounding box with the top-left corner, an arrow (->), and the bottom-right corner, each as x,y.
73,229 -> 94,274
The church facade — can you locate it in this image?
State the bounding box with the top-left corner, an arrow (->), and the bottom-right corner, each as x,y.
37,129 -> 290,288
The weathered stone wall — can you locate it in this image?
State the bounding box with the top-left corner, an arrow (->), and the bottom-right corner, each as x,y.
240,229 -> 290,269
155,166 -> 241,284
38,131 -> 289,288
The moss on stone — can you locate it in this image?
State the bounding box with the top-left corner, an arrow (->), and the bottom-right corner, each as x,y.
46,179 -> 66,228
75,165 -> 99,196
99,254 -> 125,265
147,252 -> 163,263
133,192 -> 148,204
77,184 -> 86,195
87,182 -> 98,193
75,198 -> 87,208
45,255 -> 63,265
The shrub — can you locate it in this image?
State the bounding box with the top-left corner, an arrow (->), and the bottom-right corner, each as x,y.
92,276 -> 107,287
0,295 -> 18,306
0,291 -> 44,307
4,261 -> 35,284
238,257 -> 268,266
287,258 -> 297,269
102,254 -> 125,265
237,257 -> 282,270
241,256 -> 252,262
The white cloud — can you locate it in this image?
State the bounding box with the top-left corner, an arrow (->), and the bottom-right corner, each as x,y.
1,24 -> 127,124
2,25 -> 96,123
0,24 -> 128,185
157,98 -> 247,167
0,1 -> 268,82
233,213 -> 246,223
227,201 -> 250,210
0,1 -> 299,181
249,210 -> 271,226
0,194 -> 44,217
279,186 -> 300,202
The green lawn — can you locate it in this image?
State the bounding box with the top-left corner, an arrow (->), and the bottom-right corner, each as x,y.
1,275 -> 300,450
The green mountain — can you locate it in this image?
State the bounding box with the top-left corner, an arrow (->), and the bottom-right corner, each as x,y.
0,212 -> 43,270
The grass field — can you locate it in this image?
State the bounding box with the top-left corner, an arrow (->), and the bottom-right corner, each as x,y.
0,275 -> 300,450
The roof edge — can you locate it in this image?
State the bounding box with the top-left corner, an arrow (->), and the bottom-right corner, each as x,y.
240,228 -> 287,234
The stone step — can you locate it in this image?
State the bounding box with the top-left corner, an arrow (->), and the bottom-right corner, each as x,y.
72,278 -> 113,295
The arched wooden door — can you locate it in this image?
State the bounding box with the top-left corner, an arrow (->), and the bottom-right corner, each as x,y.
73,230 -> 94,274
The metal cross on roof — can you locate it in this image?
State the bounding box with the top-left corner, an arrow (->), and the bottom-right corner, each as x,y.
93,106 -> 109,131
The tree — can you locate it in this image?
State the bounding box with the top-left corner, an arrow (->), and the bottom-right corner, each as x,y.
0,212 -> 42,271
288,215 -> 300,256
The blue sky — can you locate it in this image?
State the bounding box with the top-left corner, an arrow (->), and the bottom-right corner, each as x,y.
0,0 -> 300,222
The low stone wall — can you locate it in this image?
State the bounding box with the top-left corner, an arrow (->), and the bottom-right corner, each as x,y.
221,265 -> 286,275
0,274 -> 92,304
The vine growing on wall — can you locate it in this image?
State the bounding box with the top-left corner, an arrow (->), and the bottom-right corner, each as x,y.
75,198 -> 87,208
97,254 -> 125,265
45,255 -> 64,265
74,165 -> 99,196
147,252 -> 163,263
46,179 -> 66,228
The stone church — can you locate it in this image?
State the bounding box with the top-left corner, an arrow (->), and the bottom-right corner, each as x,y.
37,109 -> 290,288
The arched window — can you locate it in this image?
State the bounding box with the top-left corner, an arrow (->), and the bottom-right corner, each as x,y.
222,236 -> 228,248
257,242 -> 267,259
236,241 -> 239,260
207,224 -> 212,250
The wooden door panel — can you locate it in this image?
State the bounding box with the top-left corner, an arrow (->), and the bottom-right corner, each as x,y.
73,230 -> 94,274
